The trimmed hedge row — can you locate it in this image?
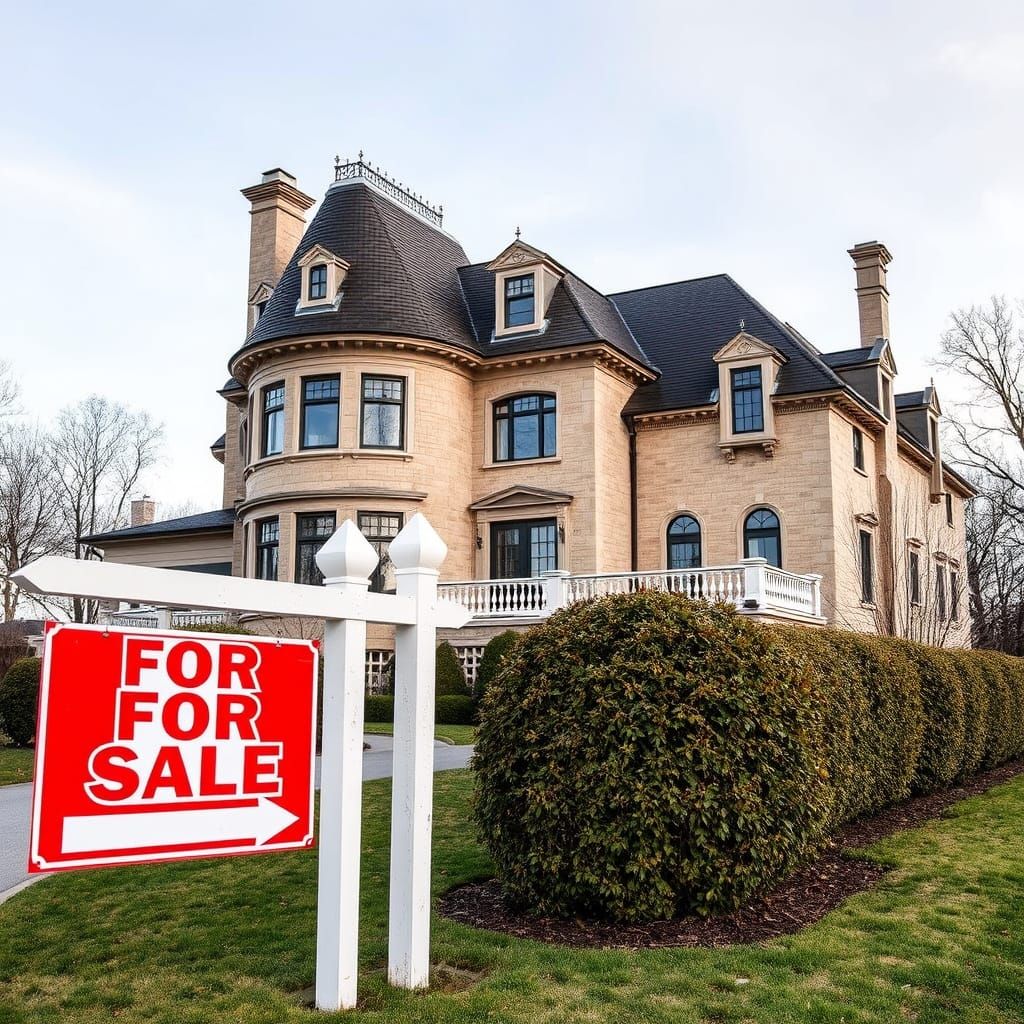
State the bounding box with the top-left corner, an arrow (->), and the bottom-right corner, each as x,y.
0,656 -> 41,747
474,592 -> 1024,924
363,694 -> 477,726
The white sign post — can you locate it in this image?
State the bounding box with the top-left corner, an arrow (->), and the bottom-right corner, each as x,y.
12,512 -> 468,1013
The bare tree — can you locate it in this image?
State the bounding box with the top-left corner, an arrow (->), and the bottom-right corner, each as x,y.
0,424 -> 66,620
0,361 -> 20,420
50,397 -> 163,622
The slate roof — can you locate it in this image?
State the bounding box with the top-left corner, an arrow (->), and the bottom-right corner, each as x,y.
82,508 -> 236,544
895,390 -> 926,410
821,347 -> 877,369
610,275 -> 844,416
211,433 -> 226,450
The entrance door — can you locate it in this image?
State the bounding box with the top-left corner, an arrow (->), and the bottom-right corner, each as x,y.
490,518 -> 558,578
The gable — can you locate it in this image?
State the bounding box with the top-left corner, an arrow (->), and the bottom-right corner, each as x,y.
468,485 -> 574,512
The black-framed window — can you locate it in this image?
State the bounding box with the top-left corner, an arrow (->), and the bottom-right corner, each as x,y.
859,529 -> 874,604
731,367 -> 764,434
300,375 -> 340,449
309,264 -> 328,301
951,571 -> 960,622
667,514 -> 702,570
909,550 -> 921,605
295,512 -> 336,586
936,564 -> 947,621
261,382 -> 285,457
358,512 -> 403,593
504,274 -> 535,329
744,508 -> 781,568
853,427 -> 865,471
494,393 -> 556,462
255,517 -> 279,582
491,518 -> 557,579
946,492 -> 954,527
256,300 -> 267,321
246,394 -> 254,464
360,375 -> 405,449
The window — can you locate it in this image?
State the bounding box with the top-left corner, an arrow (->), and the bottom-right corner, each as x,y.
295,513 -> 336,586
667,515 -> 702,570
491,519 -> 557,578
950,571 -> 960,622
859,529 -> 874,604
255,518 -> 279,581
946,492 -> 954,527
246,394 -> 254,463
936,564 -> 947,621
930,418 -> 940,454
909,550 -> 921,605
358,512 -> 403,593
504,274 -> 535,329
731,367 -> 764,434
360,375 -> 405,449
881,376 -> 892,417
494,393 -> 556,462
853,427 -> 865,471
261,382 -> 285,457
309,264 -> 328,301
300,376 -> 340,449
256,300 -> 267,321
744,508 -> 781,568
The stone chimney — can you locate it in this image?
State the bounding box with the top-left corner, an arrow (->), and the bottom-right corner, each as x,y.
131,496 -> 156,528
240,168 -> 316,317
848,240 -> 893,348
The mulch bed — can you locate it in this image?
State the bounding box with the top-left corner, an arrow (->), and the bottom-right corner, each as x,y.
439,758 -> 1024,949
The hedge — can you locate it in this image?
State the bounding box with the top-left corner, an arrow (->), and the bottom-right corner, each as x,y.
475,631 -> 519,699
364,695 -> 394,723
0,657 -> 41,747
436,694 -> 476,725
474,591 -> 1024,924
436,642 -> 469,696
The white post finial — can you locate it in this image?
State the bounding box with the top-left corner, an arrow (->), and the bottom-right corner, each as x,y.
316,519 -> 379,584
388,512 -> 447,574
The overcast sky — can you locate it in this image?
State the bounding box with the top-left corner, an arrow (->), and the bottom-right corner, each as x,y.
2,1 -> 1021,516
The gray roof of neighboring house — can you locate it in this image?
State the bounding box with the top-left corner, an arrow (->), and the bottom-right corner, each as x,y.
895,390 -> 927,410
211,433 -> 226,449
82,508 -> 236,544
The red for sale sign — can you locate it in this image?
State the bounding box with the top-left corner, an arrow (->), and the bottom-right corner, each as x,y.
30,623 -> 318,872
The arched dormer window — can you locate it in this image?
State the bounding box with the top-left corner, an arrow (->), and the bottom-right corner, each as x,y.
744,508 -> 781,568
667,514 -> 701,569
493,393 -> 556,462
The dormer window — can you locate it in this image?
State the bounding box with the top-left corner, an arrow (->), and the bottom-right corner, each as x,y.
712,332 -> 785,460
309,264 -> 328,301
256,301 -> 267,320
504,275 -> 535,329
730,367 -> 764,434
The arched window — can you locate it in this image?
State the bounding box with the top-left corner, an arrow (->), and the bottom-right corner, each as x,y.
667,514 -> 701,569
493,393 -> 556,461
744,508 -> 781,568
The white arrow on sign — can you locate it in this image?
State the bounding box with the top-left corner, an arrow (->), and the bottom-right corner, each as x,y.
61,799 -> 299,854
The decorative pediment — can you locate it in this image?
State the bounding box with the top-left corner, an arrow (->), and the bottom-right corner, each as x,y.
877,339 -> 897,376
486,240 -> 563,275
713,331 -> 786,365
248,281 -> 274,305
469,485 -> 573,512
923,385 -> 942,416
298,243 -> 347,270
855,511 -> 880,528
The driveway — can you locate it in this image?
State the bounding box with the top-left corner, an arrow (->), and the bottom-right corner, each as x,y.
0,734 -> 473,903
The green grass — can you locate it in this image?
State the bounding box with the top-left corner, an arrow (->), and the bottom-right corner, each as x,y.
2,770 -> 1024,1023
0,747 -> 34,786
364,723 -> 476,746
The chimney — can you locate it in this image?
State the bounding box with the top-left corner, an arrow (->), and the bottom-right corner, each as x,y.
240,168 -> 316,318
131,496 -> 156,528
848,240 -> 893,348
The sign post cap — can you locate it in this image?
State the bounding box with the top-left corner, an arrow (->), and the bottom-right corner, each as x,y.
389,513 -> 447,573
316,520 -> 379,583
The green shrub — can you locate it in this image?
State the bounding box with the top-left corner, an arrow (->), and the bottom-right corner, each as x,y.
436,642 -> 468,696
364,695 -> 395,723
436,694 -> 476,725
0,657 -> 41,746
474,592 -> 829,923
475,630 -> 519,699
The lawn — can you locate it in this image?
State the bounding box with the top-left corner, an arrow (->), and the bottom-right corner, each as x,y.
1,770 -> 1023,1023
0,747 -> 34,786
364,723 -> 475,746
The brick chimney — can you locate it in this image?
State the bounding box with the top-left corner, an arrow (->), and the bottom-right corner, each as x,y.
848,240 -> 893,347
240,169 -> 315,318
131,496 -> 156,527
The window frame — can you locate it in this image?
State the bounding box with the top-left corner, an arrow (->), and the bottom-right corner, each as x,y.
946,492 -> 954,527
492,392 -> 557,463
299,374 -> 341,451
254,517 -> 280,582
950,570 -> 960,622
357,511 -> 404,594
503,273 -> 536,330
308,263 -> 328,301
730,366 -> 765,434
260,381 -> 285,458
853,426 -> 865,472
667,514 -> 702,570
909,549 -> 921,605
859,529 -> 874,604
489,517 -> 558,579
359,374 -> 406,451
294,512 -> 337,586
743,507 -> 781,568
936,563 -> 947,621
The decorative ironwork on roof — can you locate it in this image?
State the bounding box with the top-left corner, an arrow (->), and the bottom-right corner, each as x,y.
334,152 -> 444,228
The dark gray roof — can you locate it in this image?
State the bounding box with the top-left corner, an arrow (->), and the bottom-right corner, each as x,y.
211,433 -> 226,450
83,508 -> 235,544
611,275 -> 844,416
220,377 -> 243,393
821,347 -> 876,369
895,390 -> 926,410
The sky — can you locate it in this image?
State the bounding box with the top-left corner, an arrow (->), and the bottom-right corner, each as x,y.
1,0 -> 1022,515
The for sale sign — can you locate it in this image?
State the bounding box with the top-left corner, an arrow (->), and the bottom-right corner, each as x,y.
30,623 -> 318,872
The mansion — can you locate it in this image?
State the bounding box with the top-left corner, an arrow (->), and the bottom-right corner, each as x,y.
86,157 -> 974,656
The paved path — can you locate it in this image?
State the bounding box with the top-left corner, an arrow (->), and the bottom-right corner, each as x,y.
0,735 -> 473,903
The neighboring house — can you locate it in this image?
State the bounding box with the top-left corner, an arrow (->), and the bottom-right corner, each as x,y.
86,157 -> 974,660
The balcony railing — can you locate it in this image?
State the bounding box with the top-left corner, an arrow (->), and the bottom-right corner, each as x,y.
100,607 -> 232,630
438,558 -> 823,624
